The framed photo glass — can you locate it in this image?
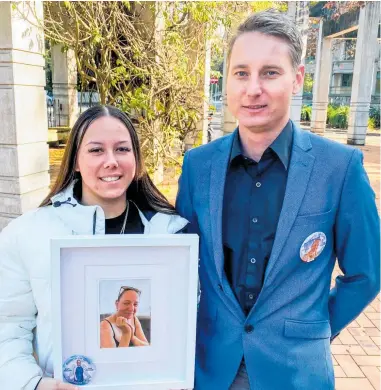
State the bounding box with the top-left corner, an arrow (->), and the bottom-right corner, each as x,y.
51,234 -> 199,389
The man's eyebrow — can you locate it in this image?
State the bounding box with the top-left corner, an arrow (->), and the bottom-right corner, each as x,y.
231,64 -> 249,71
262,65 -> 284,70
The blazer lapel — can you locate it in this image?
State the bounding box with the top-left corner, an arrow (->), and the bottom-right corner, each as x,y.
209,133 -> 234,284
209,131 -> 245,320
261,127 -> 315,293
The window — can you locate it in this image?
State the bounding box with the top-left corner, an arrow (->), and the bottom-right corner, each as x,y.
341,74 -> 353,87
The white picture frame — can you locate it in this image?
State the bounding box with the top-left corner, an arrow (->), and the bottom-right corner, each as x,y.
51,234 -> 199,390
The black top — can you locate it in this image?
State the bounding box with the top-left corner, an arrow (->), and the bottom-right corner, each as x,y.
105,202 -> 144,234
222,121 -> 293,315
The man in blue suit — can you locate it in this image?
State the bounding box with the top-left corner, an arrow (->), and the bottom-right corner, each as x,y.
176,10 -> 380,390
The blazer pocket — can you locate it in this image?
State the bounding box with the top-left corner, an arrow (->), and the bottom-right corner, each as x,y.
293,209 -> 335,227
284,319 -> 331,339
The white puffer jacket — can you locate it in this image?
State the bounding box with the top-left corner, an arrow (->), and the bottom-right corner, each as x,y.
0,183 -> 188,390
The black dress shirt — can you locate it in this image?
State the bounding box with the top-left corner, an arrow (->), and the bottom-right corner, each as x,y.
222,121 -> 293,315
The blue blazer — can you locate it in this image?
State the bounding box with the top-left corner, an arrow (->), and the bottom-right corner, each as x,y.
176,123 -> 380,390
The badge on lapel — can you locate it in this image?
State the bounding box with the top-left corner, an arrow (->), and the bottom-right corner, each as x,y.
300,232 -> 326,263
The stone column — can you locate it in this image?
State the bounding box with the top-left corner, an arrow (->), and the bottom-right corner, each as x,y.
0,1 -> 50,230
222,49 -> 238,136
51,44 -> 78,128
311,21 -> 332,134
347,2 -> 380,145
288,1 -> 309,126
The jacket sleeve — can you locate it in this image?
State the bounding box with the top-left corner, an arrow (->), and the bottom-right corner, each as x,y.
176,151 -> 199,234
0,220 -> 42,390
329,148 -> 380,337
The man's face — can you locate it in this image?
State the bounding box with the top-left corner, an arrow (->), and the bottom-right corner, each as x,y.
227,31 -> 304,134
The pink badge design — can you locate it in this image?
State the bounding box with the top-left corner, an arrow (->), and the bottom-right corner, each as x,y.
300,232 -> 327,263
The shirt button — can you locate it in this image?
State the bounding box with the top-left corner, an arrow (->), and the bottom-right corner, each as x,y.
244,324 -> 254,334
250,258 -> 256,264
248,294 -> 254,300
256,182 -> 261,188
252,217 -> 258,223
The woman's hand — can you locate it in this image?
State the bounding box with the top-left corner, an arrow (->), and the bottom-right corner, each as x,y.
115,316 -> 132,335
37,378 -> 79,390
126,317 -> 135,335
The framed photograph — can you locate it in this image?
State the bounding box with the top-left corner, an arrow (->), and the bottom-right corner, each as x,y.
51,234 -> 199,389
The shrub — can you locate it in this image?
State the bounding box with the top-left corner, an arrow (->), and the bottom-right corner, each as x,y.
326,104 -> 350,129
368,117 -> 377,129
369,106 -> 380,129
301,105 -> 312,122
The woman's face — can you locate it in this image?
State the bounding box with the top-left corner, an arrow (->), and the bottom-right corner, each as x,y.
115,290 -> 139,319
75,116 -> 136,206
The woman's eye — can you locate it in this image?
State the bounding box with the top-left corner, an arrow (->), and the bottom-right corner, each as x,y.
117,147 -> 131,152
89,148 -> 102,153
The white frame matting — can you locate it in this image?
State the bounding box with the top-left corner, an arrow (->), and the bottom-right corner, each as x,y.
51,234 -> 199,389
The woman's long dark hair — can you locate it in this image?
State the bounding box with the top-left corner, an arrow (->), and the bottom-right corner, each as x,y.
40,105 -> 175,214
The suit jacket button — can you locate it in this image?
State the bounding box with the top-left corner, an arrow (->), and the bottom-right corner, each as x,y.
244,324 -> 254,334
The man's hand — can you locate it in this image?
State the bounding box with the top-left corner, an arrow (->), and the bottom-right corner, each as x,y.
37,378 -> 79,390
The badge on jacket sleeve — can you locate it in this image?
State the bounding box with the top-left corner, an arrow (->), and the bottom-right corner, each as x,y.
300,232 -> 326,262
63,355 -> 96,385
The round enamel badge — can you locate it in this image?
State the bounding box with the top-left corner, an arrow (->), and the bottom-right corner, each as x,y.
62,355 -> 96,386
300,232 -> 327,263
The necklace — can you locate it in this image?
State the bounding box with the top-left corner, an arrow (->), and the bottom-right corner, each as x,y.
120,200 -> 130,235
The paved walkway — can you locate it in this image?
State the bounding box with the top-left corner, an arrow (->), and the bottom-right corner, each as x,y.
49,131 -> 380,389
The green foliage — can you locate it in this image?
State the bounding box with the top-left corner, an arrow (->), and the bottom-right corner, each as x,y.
249,1 -> 287,13
29,0 -> 285,176
303,74 -> 314,94
301,105 -> 312,122
326,104 -> 350,129
368,106 -> 380,129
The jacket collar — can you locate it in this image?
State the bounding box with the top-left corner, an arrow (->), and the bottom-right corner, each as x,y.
230,120 -> 294,170
50,181 -> 188,235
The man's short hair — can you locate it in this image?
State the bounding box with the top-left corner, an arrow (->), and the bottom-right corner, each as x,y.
227,9 -> 303,70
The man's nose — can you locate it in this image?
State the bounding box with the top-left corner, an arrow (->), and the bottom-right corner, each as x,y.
246,76 -> 262,97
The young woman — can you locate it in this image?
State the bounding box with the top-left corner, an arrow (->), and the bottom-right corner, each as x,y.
0,105 -> 188,390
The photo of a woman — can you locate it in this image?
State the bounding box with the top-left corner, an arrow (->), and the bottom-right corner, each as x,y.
100,286 -> 149,348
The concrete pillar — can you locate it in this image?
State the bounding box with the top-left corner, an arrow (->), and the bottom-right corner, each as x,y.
288,1 -> 309,125
52,44 -> 78,128
0,1 -> 50,230
311,21 -> 332,134
371,64 -> 378,97
347,2 -> 380,145
222,49 -> 238,136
